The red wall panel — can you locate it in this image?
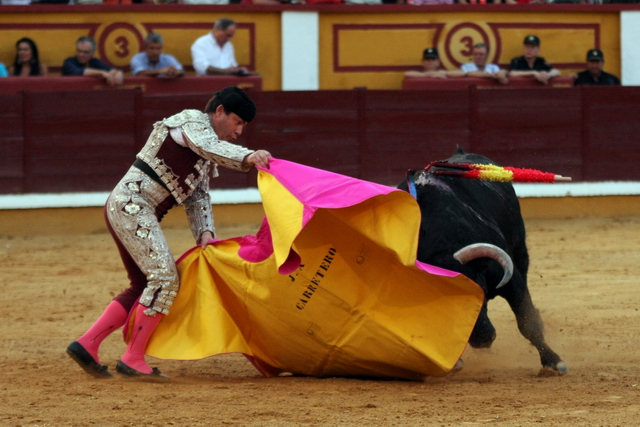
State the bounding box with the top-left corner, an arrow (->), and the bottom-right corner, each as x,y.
581,87 -> 640,181
1,87 -> 639,195
0,95 -> 25,193
23,90 -> 138,193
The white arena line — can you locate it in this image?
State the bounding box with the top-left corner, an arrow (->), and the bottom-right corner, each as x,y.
512,181 -> 640,198
0,188 -> 262,210
0,183 -> 638,210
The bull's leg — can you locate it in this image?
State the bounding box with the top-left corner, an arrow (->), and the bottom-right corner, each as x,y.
501,270 -> 568,376
469,303 -> 497,349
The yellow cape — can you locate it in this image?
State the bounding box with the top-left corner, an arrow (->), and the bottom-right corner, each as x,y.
145,159 -> 484,379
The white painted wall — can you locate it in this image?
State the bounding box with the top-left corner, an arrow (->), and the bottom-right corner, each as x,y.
281,11 -> 319,91
620,11 -> 640,86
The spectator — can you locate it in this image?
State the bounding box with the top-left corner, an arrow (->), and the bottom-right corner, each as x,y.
181,0 -> 230,3
62,36 -> 124,87
191,18 -> 249,76
0,63 -> 8,78
407,0 -> 453,4
461,43 -> 508,84
571,49 -> 620,86
508,35 -> 561,85
404,48 -> 464,79
130,33 -> 184,78
9,38 -> 48,77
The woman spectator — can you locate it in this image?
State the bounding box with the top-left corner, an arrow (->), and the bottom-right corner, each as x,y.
9,38 -> 48,77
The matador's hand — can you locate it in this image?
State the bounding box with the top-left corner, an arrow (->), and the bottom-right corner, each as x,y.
245,150 -> 272,169
198,230 -> 215,249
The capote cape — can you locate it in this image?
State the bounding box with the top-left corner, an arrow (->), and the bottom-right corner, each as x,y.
144,159 -> 484,380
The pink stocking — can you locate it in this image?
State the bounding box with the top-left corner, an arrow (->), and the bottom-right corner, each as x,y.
76,300 -> 128,364
120,304 -> 163,374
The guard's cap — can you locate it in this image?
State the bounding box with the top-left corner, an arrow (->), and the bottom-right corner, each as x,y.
218,86 -> 256,123
523,35 -> 540,46
423,48 -> 439,59
586,48 -> 604,61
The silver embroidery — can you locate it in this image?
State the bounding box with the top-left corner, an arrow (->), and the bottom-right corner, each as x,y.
181,120 -> 253,173
106,167 -> 179,316
136,109 -> 254,205
184,174 -> 215,241
126,181 -> 140,193
124,203 -> 141,215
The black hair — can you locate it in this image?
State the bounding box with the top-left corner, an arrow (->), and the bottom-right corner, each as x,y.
204,86 -> 256,123
12,37 -> 42,77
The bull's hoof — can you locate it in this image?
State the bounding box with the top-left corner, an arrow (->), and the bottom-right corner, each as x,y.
538,361 -> 568,377
453,358 -> 465,372
470,341 -> 493,349
447,358 -> 465,376
469,331 -> 496,349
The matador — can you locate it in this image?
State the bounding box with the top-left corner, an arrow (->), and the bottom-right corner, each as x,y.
66,86 -> 272,379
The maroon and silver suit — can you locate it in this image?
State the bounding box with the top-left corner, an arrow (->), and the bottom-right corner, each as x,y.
106,109 -> 253,316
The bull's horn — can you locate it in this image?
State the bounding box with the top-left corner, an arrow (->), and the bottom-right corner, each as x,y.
453,243 -> 514,289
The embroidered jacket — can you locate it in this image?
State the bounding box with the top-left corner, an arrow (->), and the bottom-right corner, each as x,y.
136,109 -> 254,239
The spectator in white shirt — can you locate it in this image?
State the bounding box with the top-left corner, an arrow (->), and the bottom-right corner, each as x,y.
461,43 -> 508,85
191,18 -> 249,76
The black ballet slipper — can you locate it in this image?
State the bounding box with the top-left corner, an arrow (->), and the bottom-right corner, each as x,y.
66,341 -> 113,378
115,360 -> 169,381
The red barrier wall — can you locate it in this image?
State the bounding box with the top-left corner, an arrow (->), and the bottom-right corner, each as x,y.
1,86 -> 639,195
0,76 -> 262,95
402,77 -> 575,90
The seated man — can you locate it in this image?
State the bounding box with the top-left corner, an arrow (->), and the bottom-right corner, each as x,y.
508,35 -> 561,85
130,33 -> 184,78
62,36 -> 124,87
461,43 -> 508,85
191,18 -> 249,76
571,49 -> 620,86
404,48 -> 464,79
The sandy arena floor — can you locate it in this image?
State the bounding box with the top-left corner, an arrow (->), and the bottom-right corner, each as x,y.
1,201 -> 639,426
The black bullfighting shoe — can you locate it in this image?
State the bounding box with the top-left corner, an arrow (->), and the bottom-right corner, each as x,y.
66,341 -> 113,378
115,360 -> 169,381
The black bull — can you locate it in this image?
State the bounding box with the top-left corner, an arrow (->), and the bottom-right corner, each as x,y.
398,148 -> 568,376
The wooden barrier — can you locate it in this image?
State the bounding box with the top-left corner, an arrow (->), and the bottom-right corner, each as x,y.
1,86 -> 640,195
402,77 -> 575,90
0,76 -> 262,95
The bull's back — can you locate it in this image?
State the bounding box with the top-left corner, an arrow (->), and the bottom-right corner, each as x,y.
400,148 -> 528,276
443,150 -> 526,251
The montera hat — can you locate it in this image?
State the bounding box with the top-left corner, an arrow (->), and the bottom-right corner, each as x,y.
217,86 -> 256,123
586,49 -> 604,61
523,35 -> 540,46
423,48 -> 439,59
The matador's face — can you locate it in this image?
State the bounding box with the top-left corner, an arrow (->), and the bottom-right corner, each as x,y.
210,105 -> 248,142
